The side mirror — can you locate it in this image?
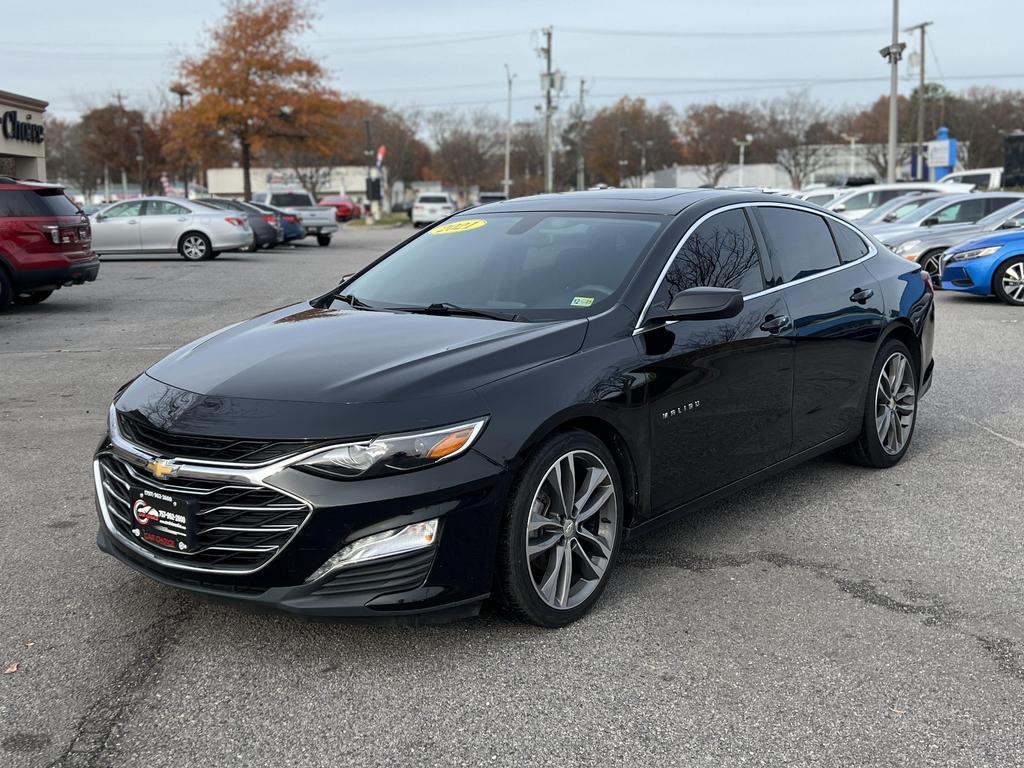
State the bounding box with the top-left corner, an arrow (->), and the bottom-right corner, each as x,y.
883,213 -> 898,222
94,213 -> 105,221
998,218 -> 1022,230
922,217 -> 939,227
832,203 -> 847,213
646,287 -> 745,325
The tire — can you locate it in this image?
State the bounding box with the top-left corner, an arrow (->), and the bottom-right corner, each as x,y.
179,232 -> 212,261
496,430 -> 623,627
14,290 -> 53,305
918,249 -> 944,284
839,339 -> 918,468
0,267 -> 12,311
208,251 -> 221,260
316,234 -> 332,247
993,256 -> 1024,306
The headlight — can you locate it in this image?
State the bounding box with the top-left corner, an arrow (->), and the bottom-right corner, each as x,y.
949,246 -> 1000,262
894,239 -> 922,255
304,519 -> 439,582
296,418 -> 487,479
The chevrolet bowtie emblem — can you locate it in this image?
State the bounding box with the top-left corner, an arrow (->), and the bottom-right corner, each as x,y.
145,460 -> 178,480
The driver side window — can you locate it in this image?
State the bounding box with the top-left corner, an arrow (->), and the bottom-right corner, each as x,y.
106,201 -> 143,218
649,208 -> 764,312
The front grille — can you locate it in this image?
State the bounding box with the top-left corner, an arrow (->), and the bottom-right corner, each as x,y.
117,412 -> 322,465
312,550 -> 435,597
97,453 -> 310,571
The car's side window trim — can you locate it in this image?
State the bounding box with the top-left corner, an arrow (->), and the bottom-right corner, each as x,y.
635,201 -> 877,334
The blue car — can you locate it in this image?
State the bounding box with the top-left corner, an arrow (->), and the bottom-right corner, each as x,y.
940,228 -> 1024,305
250,202 -> 304,243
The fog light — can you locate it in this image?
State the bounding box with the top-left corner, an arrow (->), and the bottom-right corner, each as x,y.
305,519 -> 438,583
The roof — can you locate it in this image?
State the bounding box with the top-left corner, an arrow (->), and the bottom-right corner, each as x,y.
476,187 -> 724,215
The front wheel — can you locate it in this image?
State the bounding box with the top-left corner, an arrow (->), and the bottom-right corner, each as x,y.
993,256 -> 1024,305
496,430 -> 623,627
14,290 -> 53,305
179,232 -> 212,261
918,249 -> 944,284
840,339 -> 918,468
316,234 -> 332,247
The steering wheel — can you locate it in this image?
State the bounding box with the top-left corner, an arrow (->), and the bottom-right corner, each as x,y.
572,284 -> 614,300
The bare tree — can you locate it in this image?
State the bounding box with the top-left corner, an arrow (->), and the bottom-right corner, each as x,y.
679,104 -> 757,186
428,109 -> 502,202
760,92 -> 834,189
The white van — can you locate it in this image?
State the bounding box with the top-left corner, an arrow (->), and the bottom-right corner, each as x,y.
940,167 -> 1003,190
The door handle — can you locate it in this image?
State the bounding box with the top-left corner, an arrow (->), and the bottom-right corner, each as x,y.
177,217 -> 187,222
760,314 -> 791,333
127,220 -> 138,225
850,287 -> 874,304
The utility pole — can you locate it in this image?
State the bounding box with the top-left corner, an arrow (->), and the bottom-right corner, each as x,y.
732,134 -> 753,186
880,0 -> 906,183
540,26 -> 554,193
363,118 -> 375,222
130,125 -> 144,195
503,64 -> 515,199
905,21 -> 933,180
841,132 -> 860,176
576,78 -> 586,190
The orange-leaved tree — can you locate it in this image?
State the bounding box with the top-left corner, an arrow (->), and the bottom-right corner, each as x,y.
166,0 -> 340,200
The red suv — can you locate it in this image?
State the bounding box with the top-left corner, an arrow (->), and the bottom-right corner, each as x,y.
0,177 -> 99,309
319,194 -> 360,222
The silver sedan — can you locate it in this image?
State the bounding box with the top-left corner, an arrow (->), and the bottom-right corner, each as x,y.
90,197 -> 253,260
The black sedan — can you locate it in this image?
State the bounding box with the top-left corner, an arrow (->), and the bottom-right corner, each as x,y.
93,189 -> 934,627
196,197 -> 281,250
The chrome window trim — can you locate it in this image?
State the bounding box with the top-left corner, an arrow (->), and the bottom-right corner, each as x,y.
634,201 -> 877,334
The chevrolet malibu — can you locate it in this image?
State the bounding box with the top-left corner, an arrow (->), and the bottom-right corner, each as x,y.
94,189 -> 935,627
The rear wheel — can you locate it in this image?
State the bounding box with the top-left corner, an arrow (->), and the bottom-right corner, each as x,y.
179,232 -> 212,261
14,290 -> 53,305
496,430 -> 622,627
316,234 -> 332,247
993,256 -> 1024,306
840,339 -> 917,468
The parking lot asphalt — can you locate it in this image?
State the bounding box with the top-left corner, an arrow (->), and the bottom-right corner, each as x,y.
1,225 -> 1022,767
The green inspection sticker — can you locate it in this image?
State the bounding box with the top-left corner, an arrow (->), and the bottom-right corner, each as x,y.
570,296 -> 595,307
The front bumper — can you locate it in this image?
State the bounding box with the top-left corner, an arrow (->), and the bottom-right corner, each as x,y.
939,253 -> 1001,295
93,428 -> 509,621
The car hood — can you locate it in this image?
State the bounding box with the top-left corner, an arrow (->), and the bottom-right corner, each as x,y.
875,222 -> 986,248
146,302 -> 588,405
947,230 -> 1024,254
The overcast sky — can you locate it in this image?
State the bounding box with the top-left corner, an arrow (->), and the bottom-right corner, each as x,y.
4,0 -> 1021,124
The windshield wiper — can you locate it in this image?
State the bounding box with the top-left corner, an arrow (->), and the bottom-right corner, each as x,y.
312,290 -> 381,311
393,302 -> 522,322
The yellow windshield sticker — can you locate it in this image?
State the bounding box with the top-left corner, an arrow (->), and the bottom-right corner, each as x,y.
431,219 -> 487,235
570,296 -> 595,307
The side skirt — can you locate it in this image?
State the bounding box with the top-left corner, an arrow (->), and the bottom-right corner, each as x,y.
622,429 -> 857,542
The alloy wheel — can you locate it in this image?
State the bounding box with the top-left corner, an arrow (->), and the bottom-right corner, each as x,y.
526,450 -> 617,610
921,252 -> 941,281
182,236 -> 207,260
1001,262 -> 1024,302
875,352 -> 916,455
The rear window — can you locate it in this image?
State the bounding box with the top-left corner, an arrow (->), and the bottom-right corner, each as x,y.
418,195 -> 450,204
0,189 -> 80,217
269,193 -> 313,207
756,207 -> 841,282
828,220 -> 871,263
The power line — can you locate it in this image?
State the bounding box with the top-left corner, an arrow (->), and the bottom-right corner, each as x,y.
560,25 -> 890,38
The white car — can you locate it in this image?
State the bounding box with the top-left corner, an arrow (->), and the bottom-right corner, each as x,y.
412,193 -> 456,227
940,167 -> 1003,191
793,187 -> 846,206
90,197 -> 253,260
827,182 -> 974,220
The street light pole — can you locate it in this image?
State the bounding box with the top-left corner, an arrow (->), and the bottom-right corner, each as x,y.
841,132 -> 860,176
732,134 -> 753,186
633,139 -> 653,188
130,125 -> 144,196
880,0 -> 905,183
170,82 -> 192,197
503,64 -> 515,199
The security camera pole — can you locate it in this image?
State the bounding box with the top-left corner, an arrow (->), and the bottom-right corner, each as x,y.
880,0 -> 906,183
733,134 -> 753,186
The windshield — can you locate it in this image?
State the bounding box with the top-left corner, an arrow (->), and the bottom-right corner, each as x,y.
861,195 -> 932,223
418,195 -> 450,204
343,212 -> 665,321
895,196 -> 963,224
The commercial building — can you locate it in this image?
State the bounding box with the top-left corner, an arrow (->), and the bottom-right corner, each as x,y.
0,90 -> 47,179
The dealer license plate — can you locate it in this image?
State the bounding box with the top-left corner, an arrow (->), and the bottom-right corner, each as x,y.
127,486 -> 197,553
